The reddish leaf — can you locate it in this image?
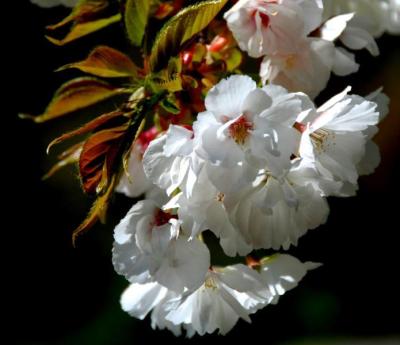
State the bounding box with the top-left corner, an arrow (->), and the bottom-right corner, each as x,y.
72,175 -> 116,246
47,110 -> 125,153
154,3 -> 174,19
20,78 -> 124,123
79,126 -> 127,194
42,143 -> 83,180
57,46 -> 139,78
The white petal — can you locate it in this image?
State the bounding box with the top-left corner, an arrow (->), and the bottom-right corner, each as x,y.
332,47 -> 359,76
142,135 -> 172,189
316,131 -> 366,184
357,140 -> 381,176
242,88 -> 272,118
259,254 -> 320,302
341,25 -> 380,56
205,75 -> 256,119
322,96 -> 379,132
155,237 -> 210,292
115,144 -> 152,198
299,0 -> 324,34
113,200 -> 156,244
320,13 -> 355,41
366,88 -> 390,122
120,282 -> 168,320
164,125 -> 193,157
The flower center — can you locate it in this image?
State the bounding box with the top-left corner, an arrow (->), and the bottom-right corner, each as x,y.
310,129 -> 334,153
228,115 -> 253,145
215,192 -> 225,202
154,209 -> 177,226
293,122 -> 306,133
251,9 -> 270,27
204,275 -> 218,290
285,54 -> 296,69
259,11 -> 271,27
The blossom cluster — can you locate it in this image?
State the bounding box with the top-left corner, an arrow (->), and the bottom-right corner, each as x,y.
225,0 -> 398,98
113,74 -> 387,335
31,0 -> 396,337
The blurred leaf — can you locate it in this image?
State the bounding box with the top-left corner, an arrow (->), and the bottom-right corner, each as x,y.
160,94 -> 180,114
182,74 -> 198,88
125,0 -> 151,46
47,110 -> 125,153
149,0 -> 228,71
46,0 -> 108,30
57,46 -> 139,78
192,42 -> 207,63
43,143 -> 83,180
79,125 -> 128,194
21,78 -> 124,123
154,2 -> 174,19
225,47 -> 243,71
148,57 -> 183,92
46,13 -> 122,46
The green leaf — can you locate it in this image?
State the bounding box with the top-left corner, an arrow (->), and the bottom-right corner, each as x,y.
46,13 -> 121,46
20,78 -> 124,123
57,46 -> 139,78
148,57 -> 183,92
125,0 -> 151,46
224,48 -> 243,71
160,94 -> 181,114
149,0 -> 228,72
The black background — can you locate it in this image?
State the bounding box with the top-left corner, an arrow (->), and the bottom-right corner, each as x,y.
7,1 -> 400,344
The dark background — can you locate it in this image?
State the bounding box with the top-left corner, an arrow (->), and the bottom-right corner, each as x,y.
8,1 -> 400,344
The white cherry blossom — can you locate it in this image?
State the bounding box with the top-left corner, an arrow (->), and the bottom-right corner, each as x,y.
297,87 -> 383,195
143,125 -> 203,197
260,37 -> 335,99
112,199 -> 210,293
232,158 -> 331,250
224,0 -> 323,57
121,256 -> 320,336
171,167 -> 253,257
163,264 -> 269,336
193,75 -> 302,178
